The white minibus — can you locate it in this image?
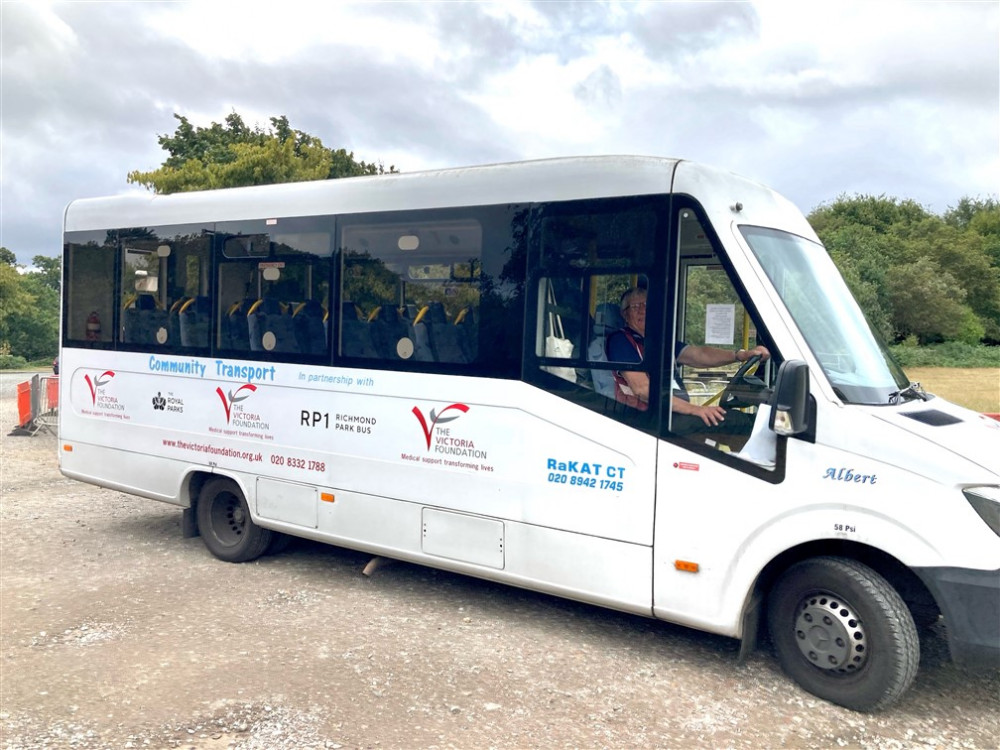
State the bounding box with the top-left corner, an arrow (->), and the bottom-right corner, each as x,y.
59,156 -> 1000,711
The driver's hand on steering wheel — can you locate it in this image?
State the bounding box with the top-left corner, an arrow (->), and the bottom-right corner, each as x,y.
737,345 -> 770,363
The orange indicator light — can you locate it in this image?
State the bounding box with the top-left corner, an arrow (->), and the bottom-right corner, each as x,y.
675,560 -> 700,573
62,444 -> 73,452
320,492 -> 335,503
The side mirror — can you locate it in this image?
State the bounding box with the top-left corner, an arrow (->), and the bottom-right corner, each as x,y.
770,360 -> 810,436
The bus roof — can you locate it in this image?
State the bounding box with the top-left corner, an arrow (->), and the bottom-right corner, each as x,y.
62,155 -> 797,234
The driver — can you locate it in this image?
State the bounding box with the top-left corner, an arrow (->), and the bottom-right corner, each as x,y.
606,286 -> 770,434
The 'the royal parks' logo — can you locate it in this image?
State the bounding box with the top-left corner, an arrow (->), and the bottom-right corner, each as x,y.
216,383 -> 258,424
152,391 -> 184,413
84,370 -> 115,405
411,403 -> 469,450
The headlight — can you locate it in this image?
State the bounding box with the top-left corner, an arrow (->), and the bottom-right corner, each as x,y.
964,486 -> 1000,538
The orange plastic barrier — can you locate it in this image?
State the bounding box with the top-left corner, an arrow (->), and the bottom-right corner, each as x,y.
45,376 -> 59,411
16,381 -> 33,429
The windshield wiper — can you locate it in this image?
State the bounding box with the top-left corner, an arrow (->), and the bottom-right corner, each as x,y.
889,382 -> 930,403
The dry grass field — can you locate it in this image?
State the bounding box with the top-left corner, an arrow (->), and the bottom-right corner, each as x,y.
907,367 -> 1000,414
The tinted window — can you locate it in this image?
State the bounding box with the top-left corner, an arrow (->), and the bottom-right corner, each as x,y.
216,217 -> 333,361
64,230 -> 117,347
337,205 -> 526,376
526,195 -> 668,423
118,225 -> 211,352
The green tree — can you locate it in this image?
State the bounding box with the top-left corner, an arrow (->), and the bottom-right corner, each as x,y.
0,252 -> 61,362
8,274 -> 59,360
809,194 -> 931,236
0,263 -> 29,325
31,255 -> 61,292
885,258 -> 978,344
896,218 -> 1000,340
810,194 -> 1000,345
0,263 -> 53,360
944,196 -> 999,230
128,113 -> 396,194
967,205 -> 1000,268
0,246 -> 18,266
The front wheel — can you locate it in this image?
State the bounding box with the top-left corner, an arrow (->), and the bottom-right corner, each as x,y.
196,478 -> 272,563
767,556 -> 919,712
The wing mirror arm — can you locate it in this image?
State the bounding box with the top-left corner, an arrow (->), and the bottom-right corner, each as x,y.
770,360 -> 811,436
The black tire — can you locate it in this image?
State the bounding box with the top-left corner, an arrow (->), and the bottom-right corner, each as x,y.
266,532 -> 294,555
767,556 -> 919,712
196,478 -> 272,563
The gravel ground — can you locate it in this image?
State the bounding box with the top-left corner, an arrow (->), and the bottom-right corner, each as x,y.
1,373 -> 998,749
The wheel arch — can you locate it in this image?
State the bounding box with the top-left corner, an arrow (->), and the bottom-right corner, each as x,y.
738,539 -> 938,659
179,470 -> 253,540
181,469 -> 213,509
182,469 -> 253,509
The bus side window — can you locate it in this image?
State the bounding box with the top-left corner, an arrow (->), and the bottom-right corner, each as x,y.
64,230 -> 117,347
106,225 -> 213,353
526,196 -> 665,423
214,217 -> 333,362
120,242 -> 164,347
338,212 -> 490,369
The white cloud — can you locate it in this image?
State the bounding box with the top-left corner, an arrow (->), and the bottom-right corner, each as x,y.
144,0 -> 459,73
0,0 -> 996,262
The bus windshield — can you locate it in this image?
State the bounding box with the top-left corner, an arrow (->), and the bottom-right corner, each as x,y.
740,226 -> 909,405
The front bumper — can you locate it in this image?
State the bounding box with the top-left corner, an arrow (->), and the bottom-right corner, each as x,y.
915,566 -> 1000,667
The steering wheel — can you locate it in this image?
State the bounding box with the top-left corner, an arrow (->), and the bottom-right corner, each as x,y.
704,354 -> 767,409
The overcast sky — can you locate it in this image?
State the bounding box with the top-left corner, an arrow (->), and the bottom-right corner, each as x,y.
2,0 -> 997,264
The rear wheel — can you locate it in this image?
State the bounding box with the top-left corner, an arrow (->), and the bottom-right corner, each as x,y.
767,556 -> 919,712
196,478 -> 272,563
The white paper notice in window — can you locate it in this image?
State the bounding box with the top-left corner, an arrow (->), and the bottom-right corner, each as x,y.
705,303 -> 735,345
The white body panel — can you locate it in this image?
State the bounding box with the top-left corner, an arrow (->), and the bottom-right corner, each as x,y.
60,349 -> 658,614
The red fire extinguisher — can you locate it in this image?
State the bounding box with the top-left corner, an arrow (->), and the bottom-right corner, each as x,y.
86,311 -> 102,341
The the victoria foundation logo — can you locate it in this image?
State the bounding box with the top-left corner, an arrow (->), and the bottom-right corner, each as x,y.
84,370 -> 115,405
209,383 -> 271,439
216,383 -> 258,424
412,403 -> 469,449
406,403 -> 491,469
82,369 -> 127,419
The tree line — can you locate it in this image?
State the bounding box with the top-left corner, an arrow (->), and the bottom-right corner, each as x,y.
0,249 -> 60,365
809,194 -> 1000,346
2,112 -> 998,367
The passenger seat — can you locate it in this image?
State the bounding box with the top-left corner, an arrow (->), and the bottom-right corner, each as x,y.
588,302 -> 624,398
